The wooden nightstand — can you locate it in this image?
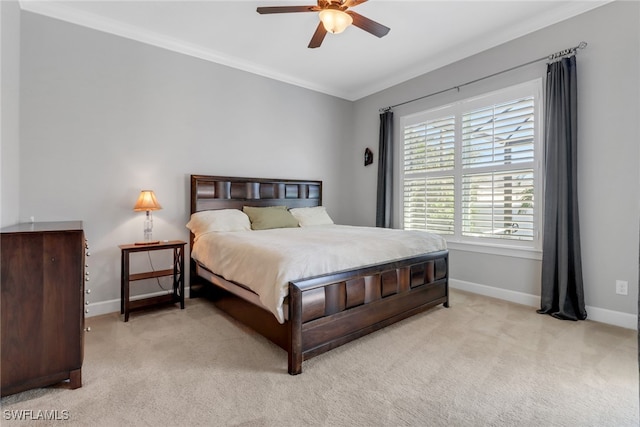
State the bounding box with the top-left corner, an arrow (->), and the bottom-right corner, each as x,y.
119,240 -> 186,322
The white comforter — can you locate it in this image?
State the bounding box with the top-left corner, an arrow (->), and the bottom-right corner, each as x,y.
191,225 -> 447,323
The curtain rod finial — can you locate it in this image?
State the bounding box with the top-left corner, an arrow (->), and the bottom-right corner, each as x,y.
578,41 -> 587,50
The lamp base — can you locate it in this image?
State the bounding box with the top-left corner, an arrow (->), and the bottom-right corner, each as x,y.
134,240 -> 160,246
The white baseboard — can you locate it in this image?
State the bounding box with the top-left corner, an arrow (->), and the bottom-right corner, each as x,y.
450,279 -> 637,330
86,298 -> 121,318
582,305 -> 638,331
86,289 -> 191,318
450,279 -> 541,307
88,282 -> 637,330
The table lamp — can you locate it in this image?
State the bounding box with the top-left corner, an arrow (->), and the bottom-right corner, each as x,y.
133,190 -> 162,245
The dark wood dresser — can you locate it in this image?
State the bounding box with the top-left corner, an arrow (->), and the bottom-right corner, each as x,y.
1,221 -> 86,397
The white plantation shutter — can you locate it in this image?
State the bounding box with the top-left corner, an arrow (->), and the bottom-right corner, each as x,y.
461,96 -> 536,242
402,114 -> 455,234
403,177 -> 454,234
403,117 -> 455,173
401,80 -> 541,248
462,98 -> 535,168
462,170 -> 535,240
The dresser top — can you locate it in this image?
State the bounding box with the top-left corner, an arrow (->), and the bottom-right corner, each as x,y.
1,221 -> 83,233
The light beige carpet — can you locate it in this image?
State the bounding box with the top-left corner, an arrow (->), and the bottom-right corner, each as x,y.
2,290 -> 638,426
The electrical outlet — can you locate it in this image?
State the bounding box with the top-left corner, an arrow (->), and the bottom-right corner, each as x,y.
615,280 -> 628,296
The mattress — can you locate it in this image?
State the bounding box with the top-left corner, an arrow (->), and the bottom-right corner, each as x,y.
191,224 -> 447,323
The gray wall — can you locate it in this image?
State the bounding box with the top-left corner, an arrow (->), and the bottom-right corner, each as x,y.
1,0 -> 21,227
10,2 -> 640,326
18,11 -> 353,313
348,1 -> 639,325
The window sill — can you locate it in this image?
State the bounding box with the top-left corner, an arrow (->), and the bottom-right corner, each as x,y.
445,240 -> 542,260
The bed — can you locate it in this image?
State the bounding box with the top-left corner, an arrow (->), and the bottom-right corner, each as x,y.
189,174 -> 449,374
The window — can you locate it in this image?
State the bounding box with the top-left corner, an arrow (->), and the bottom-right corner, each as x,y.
400,80 -> 542,251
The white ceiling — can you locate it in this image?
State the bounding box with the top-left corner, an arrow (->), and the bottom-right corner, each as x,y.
20,0 -> 609,101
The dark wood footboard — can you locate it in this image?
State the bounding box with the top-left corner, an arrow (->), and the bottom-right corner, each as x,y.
288,251 -> 448,374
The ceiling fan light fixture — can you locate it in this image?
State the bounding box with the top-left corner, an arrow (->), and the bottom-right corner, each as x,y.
319,9 -> 353,34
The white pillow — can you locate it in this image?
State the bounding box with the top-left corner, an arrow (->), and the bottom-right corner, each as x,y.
289,206 -> 334,227
186,209 -> 251,239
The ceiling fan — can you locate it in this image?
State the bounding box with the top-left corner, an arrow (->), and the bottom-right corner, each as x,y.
257,0 -> 390,48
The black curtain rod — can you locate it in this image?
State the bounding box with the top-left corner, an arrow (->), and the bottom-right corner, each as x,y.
380,41 -> 587,112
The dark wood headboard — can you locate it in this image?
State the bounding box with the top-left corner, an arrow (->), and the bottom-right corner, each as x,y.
190,175 -> 322,214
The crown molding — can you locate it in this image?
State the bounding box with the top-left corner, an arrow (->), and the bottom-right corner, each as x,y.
348,0 -> 612,100
18,0 -> 351,100
19,0 -> 612,102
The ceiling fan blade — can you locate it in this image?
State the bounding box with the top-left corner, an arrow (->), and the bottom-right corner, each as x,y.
308,22 -> 327,48
343,0 -> 368,8
256,6 -> 318,14
346,11 -> 390,38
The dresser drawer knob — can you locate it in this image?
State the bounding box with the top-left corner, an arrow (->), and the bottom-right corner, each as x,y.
86,289 -> 91,294
84,327 -> 91,332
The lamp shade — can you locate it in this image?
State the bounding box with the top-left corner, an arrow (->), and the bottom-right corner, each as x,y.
133,190 -> 162,212
319,9 -> 353,34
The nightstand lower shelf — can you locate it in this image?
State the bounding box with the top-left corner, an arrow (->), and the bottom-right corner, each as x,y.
128,293 -> 177,312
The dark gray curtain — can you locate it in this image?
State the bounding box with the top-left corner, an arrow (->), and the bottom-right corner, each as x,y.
538,55 -> 587,321
376,110 -> 393,228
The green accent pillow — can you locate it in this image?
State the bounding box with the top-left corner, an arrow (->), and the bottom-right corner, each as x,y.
242,206 -> 300,230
